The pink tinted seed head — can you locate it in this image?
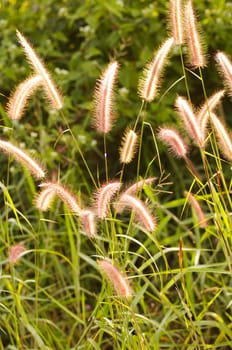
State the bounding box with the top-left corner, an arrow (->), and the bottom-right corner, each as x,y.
98,259 -> 132,298
169,0 -> 184,45
95,181 -> 122,219
158,127 -> 188,158
175,96 -> 204,147
16,30 -> 63,110
138,37 -> 174,102
185,0 -> 206,68
93,61 -> 119,133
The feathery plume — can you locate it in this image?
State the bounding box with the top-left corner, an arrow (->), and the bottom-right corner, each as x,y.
80,209 -> 96,238
119,129 -> 138,164
98,259 -> 132,298
16,30 -> 63,110
138,37 -> 174,102
185,0 -> 206,68
124,177 -> 156,195
175,96 -> 203,147
116,193 -> 156,232
0,140 -> 45,179
95,181 -> 122,219
215,51 -> 232,96
8,242 -> 26,264
38,182 -> 81,214
169,0 -> 184,45
158,127 -> 188,158
210,113 -> 232,161
197,90 -> 225,140
35,186 -> 56,211
7,75 -> 43,120
184,191 -> 208,228
93,61 -> 119,133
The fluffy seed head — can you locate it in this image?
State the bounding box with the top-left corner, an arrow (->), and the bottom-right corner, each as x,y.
16,30 -> 63,110
7,75 -> 43,120
215,52 -> 232,96
116,193 -> 156,232
184,191 -> 208,228
8,242 -> 26,264
119,129 -> 138,164
197,90 -> 225,140
38,182 -> 81,214
0,140 -> 45,179
185,1 -> 206,68
210,113 -> 232,161
98,259 -> 132,298
124,177 -> 156,196
35,187 -> 56,211
169,0 -> 184,45
175,96 -> 204,147
95,181 -> 122,219
80,209 -> 96,238
93,61 -> 119,133
158,127 -> 188,158
138,37 -> 174,102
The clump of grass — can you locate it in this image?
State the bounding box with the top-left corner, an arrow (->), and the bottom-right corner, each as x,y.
1,2 -> 232,349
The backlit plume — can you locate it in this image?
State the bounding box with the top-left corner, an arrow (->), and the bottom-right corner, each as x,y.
7,75 -> 43,120
119,129 -> 138,164
116,193 -> 156,232
158,127 -> 188,158
170,0 -> 184,45
98,259 -> 132,298
184,191 -> 208,228
95,181 -> 122,219
197,90 -> 225,140
0,140 -> 45,179
16,30 -> 63,110
175,96 -> 204,147
37,182 -> 81,214
216,52 -> 232,96
138,37 -> 174,102
210,113 -> 232,161
185,1 -> 205,68
80,209 -> 96,238
93,61 -> 119,133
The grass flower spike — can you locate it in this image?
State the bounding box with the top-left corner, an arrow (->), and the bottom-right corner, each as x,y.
119,129 -> 138,164
8,242 -> 26,264
216,52 -> 232,96
158,127 -> 188,158
80,209 -> 96,238
138,37 -> 174,102
169,0 -> 184,45
185,0 -> 206,68
184,191 -> 208,228
210,113 -> 232,161
98,259 -> 132,298
117,193 -> 156,232
0,140 -> 45,179
175,96 -> 204,147
197,90 -> 225,139
16,30 -> 63,110
7,75 -> 43,120
95,181 -> 122,219
124,178 -> 156,195
37,182 -> 81,214
93,61 -> 119,133
35,186 -> 56,211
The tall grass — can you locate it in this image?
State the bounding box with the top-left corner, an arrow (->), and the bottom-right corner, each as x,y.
0,2 -> 232,349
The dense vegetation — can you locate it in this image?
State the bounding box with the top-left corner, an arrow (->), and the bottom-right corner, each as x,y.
0,1 -> 232,349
